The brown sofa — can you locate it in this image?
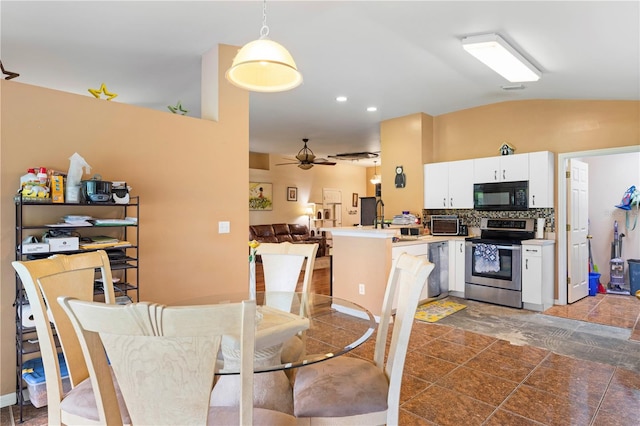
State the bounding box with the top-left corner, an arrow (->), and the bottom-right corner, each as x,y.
249,224 -> 326,257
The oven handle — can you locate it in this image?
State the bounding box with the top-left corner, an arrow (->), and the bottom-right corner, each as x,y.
467,242 -> 521,251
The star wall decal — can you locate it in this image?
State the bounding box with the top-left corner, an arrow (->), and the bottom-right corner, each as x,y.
88,83 -> 118,100
168,101 -> 188,115
1,60 -> 20,80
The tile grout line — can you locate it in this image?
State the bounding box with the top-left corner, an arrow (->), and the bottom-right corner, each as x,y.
587,366 -> 617,426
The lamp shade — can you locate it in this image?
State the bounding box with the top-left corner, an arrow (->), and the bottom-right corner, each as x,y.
226,39 -> 303,92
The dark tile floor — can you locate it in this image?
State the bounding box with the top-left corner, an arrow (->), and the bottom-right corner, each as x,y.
3,294 -> 639,425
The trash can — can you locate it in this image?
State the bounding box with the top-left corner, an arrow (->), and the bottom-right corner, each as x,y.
588,272 -> 601,296
628,259 -> 640,295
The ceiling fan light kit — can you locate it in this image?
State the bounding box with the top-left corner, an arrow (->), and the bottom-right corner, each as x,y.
276,138 -> 337,170
225,0 -> 302,92
462,33 -> 541,83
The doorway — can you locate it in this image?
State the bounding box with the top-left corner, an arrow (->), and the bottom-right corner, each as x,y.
557,145 -> 640,305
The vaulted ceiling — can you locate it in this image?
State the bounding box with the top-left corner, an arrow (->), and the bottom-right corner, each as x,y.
2,1 -> 638,165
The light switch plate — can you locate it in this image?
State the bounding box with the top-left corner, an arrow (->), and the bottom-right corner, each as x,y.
218,221 -> 230,234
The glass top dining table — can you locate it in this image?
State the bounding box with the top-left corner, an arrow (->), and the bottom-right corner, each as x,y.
177,291 -> 376,374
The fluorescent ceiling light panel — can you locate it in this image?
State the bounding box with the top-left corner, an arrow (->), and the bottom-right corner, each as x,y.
462,34 -> 541,82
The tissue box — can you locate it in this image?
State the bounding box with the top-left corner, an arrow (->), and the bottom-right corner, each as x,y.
22,243 -> 50,254
22,354 -> 71,408
43,236 -> 79,252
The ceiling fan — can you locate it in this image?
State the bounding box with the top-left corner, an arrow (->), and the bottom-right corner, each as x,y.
276,139 -> 337,170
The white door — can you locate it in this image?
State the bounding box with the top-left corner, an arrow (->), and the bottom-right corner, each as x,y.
567,159 -> 589,303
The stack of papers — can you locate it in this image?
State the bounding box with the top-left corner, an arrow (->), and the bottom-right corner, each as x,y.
62,215 -> 93,226
91,218 -> 137,226
80,240 -> 131,250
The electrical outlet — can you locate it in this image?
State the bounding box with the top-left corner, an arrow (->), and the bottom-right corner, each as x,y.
358,283 -> 365,295
218,221 -> 230,234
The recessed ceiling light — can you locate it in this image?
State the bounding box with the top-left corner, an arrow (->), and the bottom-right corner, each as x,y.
366,106 -> 377,112
336,96 -> 347,102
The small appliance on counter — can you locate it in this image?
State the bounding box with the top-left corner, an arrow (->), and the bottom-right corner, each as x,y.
81,175 -> 112,203
430,215 -> 460,236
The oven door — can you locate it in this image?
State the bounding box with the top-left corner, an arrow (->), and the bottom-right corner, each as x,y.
465,241 -> 522,290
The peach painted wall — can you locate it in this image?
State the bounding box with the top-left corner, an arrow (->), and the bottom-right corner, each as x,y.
0,45 -> 248,396
380,113 -> 433,219
332,235 -> 393,317
432,100 -> 639,162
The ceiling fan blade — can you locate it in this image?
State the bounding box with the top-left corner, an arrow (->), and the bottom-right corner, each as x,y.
313,161 -> 336,166
275,162 -> 300,166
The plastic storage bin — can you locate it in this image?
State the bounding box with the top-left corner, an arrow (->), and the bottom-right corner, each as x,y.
22,353 -> 71,408
588,272 -> 601,296
629,259 -> 640,295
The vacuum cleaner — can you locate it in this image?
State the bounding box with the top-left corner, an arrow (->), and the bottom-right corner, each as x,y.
607,220 -> 629,294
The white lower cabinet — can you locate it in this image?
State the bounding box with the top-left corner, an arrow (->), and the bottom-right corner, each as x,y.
521,241 -> 555,311
449,240 -> 466,296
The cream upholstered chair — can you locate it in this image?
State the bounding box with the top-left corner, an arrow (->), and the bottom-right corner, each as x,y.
58,297 -> 298,426
255,242 -> 318,363
293,253 -> 435,425
12,251 -> 130,425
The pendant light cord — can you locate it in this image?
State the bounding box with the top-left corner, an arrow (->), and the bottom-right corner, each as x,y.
260,0 -> 270,39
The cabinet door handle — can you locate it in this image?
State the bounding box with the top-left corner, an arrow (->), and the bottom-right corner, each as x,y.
494,170 -> 497,180
443,198 -> 446,207
503,169 -> 506,180
532,195 -> 535,206
459,244 -> 463,253
525,258 -> 529,269
450,197 -> 453,207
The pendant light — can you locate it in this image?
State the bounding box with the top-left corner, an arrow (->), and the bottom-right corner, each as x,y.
370,161 -> 381,185
226,0 -> 302,92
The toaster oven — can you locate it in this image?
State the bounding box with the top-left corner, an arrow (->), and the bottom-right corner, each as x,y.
430,215 -> 460,236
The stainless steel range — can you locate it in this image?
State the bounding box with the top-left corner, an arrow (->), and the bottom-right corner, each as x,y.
465,218 -> 535,308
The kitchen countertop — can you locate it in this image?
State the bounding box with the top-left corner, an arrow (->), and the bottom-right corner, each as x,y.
325,227 -> 474,245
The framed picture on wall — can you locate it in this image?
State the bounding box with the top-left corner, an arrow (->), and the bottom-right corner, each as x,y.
352,193 -> 358,207
287,187 -> 298,201
249,182 -> 273,211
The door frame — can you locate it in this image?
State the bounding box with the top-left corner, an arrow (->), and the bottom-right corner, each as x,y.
557,145 -> 640,305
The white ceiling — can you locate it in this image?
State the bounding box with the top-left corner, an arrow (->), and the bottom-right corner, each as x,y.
2,1 -> 639,166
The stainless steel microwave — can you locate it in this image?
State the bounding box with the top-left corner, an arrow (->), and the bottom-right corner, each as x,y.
473,181 -> 528,211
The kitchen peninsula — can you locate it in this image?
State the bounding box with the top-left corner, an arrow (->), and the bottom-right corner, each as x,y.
328,227 -> 466,319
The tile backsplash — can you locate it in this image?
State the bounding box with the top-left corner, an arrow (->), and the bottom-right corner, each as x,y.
423,208 -> 555,233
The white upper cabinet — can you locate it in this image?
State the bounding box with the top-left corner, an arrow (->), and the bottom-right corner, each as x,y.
474,153 -> 529,183
424,162 -> 449,209
424,160 -> 474,209
528,151 -> 554,208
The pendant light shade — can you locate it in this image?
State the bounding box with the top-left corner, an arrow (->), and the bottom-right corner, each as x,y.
226,39 -> 302,92
370,161 -> 381,184
225,0 -> 302,92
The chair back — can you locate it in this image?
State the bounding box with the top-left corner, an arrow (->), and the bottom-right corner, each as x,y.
11,250 -> 117,424
257,242 -> 318,312
375,253 -> 435,424
256,242 -> 318,294
59,297 -> 257,426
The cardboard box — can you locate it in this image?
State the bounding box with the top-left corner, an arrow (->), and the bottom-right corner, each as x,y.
43,236 -> 79,252
22,243 -> 50,254
22,354 -> 71,408
50,175 -> 64,203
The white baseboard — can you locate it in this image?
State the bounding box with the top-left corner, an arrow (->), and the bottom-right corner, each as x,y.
0,392 -> 17,408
